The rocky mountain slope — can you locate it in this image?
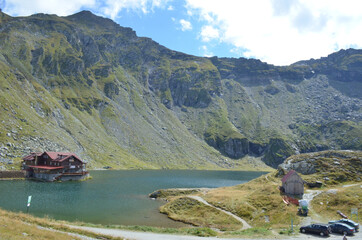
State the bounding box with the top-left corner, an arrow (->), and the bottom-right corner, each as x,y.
279,150 -> 362,184
0,10 -> 361,169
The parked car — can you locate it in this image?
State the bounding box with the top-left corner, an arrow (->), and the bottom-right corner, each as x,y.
329,219 -> 359,232
300,223 -> 331,236
329,222 -> 355,235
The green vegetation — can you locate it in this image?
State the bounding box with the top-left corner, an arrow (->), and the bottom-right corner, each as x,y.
107,225 -> 217,237
203,101 -> 246,146
0,207 -> 219,238
202,173 -> 302,227
0,11 -> 361,170
311,184 -> 362,222
227,227 -> 272,237
0,208 -> 123,240
160,197 -> 242,231
284,150 -> 362,185
149,188 -> 203,199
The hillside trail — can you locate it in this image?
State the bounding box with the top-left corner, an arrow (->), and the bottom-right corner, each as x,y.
300,189 -> 323,226
187,195 -> 252,230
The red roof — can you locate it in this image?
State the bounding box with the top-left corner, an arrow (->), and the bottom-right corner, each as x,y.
47,152 -> 82,162
23,152 -> 83,163
44,152 -> 75,160
28,166 -> 64,170
23,152 -> 42,161
281,170 -> 297,183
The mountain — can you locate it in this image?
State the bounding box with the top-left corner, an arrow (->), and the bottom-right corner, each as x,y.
0,10 -> 360,169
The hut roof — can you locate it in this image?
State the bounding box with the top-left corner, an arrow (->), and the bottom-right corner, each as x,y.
23,152 -> 42,161
23,152 -> 83,163
281,170 -> 298,183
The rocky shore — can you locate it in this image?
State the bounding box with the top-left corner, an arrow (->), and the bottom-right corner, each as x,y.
149,188 -> 210,199
0,170 -> 25,179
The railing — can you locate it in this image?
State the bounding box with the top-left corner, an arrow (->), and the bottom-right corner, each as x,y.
61,171 -> 89,176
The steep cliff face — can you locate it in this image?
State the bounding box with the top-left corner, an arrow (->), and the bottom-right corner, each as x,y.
0,11 -> 360,169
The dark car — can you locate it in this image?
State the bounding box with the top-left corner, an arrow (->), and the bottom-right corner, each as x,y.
329,222 -> 355,235
300,223 -> 331,236
329,219 -> 359,232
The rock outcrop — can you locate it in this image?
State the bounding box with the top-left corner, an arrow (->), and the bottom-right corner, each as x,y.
0,11 -> 361,169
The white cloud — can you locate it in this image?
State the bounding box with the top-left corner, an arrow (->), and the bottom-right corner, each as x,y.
3,0 -> 172,19
179,19 -> 192,31
102,0 -> 172,19
167,5 -> 174,10
186,0 -> 362,65
4,0 -> 96,16
200,45 -> 213,57
200,25 -> 219,42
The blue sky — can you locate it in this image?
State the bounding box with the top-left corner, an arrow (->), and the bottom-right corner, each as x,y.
1,0 -> 362,66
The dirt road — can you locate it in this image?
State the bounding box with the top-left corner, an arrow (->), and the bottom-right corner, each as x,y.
68,224 -> 362,240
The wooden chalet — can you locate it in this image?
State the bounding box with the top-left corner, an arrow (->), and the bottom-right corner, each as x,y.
22,152 -> 89,181
281,170 -> 304,197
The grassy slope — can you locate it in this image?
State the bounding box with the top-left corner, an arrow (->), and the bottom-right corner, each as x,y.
0,216 -> 82,240
160,197 -> 242,231
158,150 -> 361,237
0,12 -> 361,170
0,209 -> 124,240
283,150 -> 362,185
203,173 -> 302,227
0,15 -> 228,170
311,184 -> 362,223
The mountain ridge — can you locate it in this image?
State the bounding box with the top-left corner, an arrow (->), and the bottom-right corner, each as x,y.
0,11 -> 360,169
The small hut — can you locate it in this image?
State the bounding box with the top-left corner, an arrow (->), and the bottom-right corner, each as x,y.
281,170 -> 304,196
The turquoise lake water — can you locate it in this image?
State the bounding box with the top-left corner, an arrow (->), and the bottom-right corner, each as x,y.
0,170 -> 267,227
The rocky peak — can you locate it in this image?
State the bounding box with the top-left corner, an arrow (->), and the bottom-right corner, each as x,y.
65,10 -> 136,37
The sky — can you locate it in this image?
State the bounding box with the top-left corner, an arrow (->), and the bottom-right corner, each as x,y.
1,0 -> 362,66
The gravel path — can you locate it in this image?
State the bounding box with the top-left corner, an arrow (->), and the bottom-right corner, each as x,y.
188,195 -> 252,230
68,225 -> 362,240
301,189 -> 323,225
36,225 -> 98,240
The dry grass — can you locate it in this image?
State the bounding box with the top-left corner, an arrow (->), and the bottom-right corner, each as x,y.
286,150 -> 362,186
160,197 -> 242,231
203,172 -> 302,228
311,184 -> 362,222
0,212 -> 82,240
0,208 -> 124,240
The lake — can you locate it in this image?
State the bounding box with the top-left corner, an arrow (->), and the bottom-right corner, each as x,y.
0,170 -> 267,227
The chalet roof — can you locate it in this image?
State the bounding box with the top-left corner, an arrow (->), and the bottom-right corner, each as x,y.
23,152 -> 42,161
23,152 -> 83,163
281,170 -> 298,183
44,152 -> 74,160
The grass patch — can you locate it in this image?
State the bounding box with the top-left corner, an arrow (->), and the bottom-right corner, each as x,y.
311,184 -> 362,222
203,172 -> 302,228
285,150 -> 362,186
279,228 -> 294,235
149,188 -> 203,199
160,197 -> 242,231
228,227 -> 272,237
75,222 -> 218,237
0,214 -> 83,240
0,207 -> 219,238
0,208 -> 123,240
